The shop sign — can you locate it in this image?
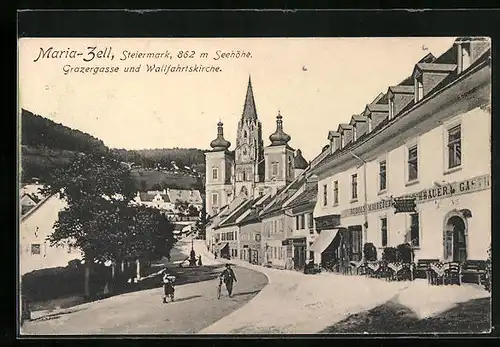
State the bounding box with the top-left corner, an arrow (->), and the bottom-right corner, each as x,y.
342,174 -> 490,217
314,214 -> 341,231
393,197 -> 417,214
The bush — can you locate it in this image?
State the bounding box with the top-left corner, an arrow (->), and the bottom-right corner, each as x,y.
396,243 -> 413,263
22,265 -> 84,302
382,247 -> 398,263
363,243 -> 377,261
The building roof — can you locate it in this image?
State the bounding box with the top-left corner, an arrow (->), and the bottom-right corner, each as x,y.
138,192 -> 170,202
242,75 -> 258,121
286,181 -> 318,209
294,149 -> 308,169
168,189 -> 202,204
366,103 -> 389,113
415,63 -> 457,73
389,85 -> 414,94
350,114 -> 367,123
218,199 -> 255,227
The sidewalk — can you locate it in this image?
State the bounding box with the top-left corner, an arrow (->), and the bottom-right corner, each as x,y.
193,239 -> 490,334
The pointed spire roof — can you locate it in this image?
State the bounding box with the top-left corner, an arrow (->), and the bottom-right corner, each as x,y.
241,75 -> 258,121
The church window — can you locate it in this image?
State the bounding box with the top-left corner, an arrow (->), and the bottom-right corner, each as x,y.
212,193 -> 219,206
243,148 -> 247,156
272,162 -> 278,177
212,167 -> 218,180
244,130 -> 248,138
243,171 -> 247,181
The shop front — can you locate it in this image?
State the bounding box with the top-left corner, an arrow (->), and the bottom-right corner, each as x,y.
311,214 -> 342,268
282,237 -> 307,270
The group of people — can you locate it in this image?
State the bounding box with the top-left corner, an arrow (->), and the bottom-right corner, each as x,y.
161,263 -> 237,303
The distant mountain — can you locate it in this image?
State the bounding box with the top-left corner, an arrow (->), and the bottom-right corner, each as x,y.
20,109 -> 207,189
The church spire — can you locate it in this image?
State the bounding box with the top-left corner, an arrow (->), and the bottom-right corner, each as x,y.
241,75 -> 258,120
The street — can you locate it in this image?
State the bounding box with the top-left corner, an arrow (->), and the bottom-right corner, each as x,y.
21,240 -> 268,335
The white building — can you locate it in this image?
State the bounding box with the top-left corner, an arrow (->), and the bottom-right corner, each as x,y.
312,37 -> 491,264
20,193 -> 83,275
134,190 -> 175,211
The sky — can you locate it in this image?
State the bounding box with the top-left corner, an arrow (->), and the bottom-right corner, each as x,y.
19,37 -> 456,161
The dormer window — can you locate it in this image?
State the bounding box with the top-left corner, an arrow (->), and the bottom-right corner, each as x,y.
367,116 -> 373,132
415,74 -> 424,102
461,43 -> 471,72
388,96 -> 395,120
353,125 -> 357,142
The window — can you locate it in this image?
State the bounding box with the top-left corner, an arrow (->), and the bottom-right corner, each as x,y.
300,215 -> 305,229
381,218 -> 388,247
351,174 -> 358,200
333,180 -> 339,204
308,213 -> 314,229
244,130 -> 248,138
212,167 -> 218,180
212,193 -> 218,206
234,249 -> 238,257
461,43 -> 471,71
368,115 -> 373,132
379,160 -> 387,191
340,133 -> 345,148
410,213 -> 420,247
242,171 -> 247,181
259,190 -> 264,197
31,244 -> 41,255
288,156 -> 294,176
295,216 -> 300,230
353,125 -> 357,141
415,76 -> 424,102
447,125 -> 462,169
243,148 -> 247,156
323,184 -> 328,206
389,96 -> 395,119
272,162 -> 278,177
408,145 -> 418,181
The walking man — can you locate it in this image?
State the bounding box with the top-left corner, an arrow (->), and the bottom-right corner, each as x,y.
219,263 -> 237,297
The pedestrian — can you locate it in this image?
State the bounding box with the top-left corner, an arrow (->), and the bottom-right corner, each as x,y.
198,255 -> 203,266
162,270 -> 175,303
219,263 -> 237,297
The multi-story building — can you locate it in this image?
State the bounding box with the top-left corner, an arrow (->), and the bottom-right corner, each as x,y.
204,77 -> 304,218
311,37 -> 491,266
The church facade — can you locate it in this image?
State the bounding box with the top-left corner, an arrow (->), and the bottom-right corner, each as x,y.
205,77 -> 308,217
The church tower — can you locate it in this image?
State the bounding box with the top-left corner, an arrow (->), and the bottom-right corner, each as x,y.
234,76 -> 265,198
264,111 -> 295,194
205,121 -> 234,217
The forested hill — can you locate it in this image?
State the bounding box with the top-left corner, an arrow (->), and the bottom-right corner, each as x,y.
111,148 -> 206,174
21,109 -> 107,153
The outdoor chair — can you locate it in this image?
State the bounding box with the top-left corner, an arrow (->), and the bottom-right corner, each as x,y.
460,260 -> 487,286
415,259 -> 439,283
444,261 -> 461,285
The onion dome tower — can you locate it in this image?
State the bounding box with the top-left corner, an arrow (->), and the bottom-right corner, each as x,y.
210,121 -> 231,151
269,111 -> 291,146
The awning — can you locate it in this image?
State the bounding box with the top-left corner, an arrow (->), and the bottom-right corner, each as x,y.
310,229 -> 339,253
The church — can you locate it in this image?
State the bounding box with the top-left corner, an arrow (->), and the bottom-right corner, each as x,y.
205,77 -> 309,217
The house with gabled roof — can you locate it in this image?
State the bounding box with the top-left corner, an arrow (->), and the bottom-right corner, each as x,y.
311,37 -> 491,270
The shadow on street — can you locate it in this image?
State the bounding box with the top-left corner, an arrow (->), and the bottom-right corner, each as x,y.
320,296 -> 491,334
